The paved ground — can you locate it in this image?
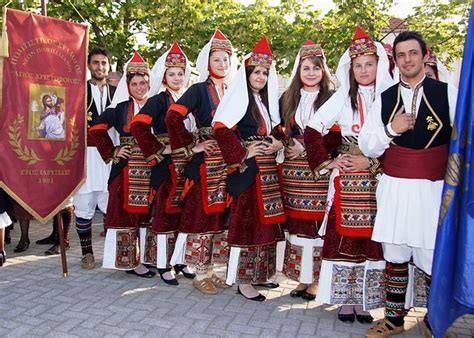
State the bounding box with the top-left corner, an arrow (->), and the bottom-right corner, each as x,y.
1,214 -> 473,337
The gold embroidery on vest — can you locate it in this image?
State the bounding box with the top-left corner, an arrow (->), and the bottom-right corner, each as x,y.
426,116 -> 439,131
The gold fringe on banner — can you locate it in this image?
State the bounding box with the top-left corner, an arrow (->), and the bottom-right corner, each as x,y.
0,4 -> 11,58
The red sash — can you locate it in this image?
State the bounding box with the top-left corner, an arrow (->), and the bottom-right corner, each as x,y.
383,144 -> 448,180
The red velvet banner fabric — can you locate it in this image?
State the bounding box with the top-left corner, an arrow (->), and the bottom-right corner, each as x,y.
0,9 -> 88,221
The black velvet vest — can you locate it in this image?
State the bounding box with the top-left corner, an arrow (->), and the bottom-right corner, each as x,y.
381,77 -> 451,149
86,82 -> 116,128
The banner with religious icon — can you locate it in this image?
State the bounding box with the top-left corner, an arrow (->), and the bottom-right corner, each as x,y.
0,8 -> 88,222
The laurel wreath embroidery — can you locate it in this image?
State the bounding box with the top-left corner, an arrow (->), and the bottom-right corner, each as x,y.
8,114 -> 80,166
53,117 -> 79,165
8,114 -> 42,165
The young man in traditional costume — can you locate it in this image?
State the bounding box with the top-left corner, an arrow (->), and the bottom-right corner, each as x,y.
74,47 -> 116,269
359,31 -> 458,337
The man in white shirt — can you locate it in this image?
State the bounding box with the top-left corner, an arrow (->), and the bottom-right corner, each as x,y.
360,31 -> 457,337
74,47 -> 116,270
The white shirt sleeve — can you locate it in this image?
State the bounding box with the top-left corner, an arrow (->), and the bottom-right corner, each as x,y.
358,96 -> 394,158
306,90 -> 344,135
448,83 -> 458,126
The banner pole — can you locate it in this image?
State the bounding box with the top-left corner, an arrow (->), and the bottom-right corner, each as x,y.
39,0 -> 69,278
56,211 -> 68,277
41,0 -> 47,16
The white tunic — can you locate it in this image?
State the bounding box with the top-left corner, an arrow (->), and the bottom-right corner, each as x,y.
77,83 -> 117,194
295,88 -> 319,130
358,78 -> 458,249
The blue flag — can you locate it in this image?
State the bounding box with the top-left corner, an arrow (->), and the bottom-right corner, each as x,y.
428,6 -> 474,337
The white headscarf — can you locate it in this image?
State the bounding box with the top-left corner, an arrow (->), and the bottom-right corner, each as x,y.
107,54 -> 151,109
195,35 -> 238,83
307,41 -> 395,134
148,45 -> 191,97
212,53 -> 279,130
288,48 -> 335,87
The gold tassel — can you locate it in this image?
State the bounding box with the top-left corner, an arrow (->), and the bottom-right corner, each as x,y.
0,5 -> 10,58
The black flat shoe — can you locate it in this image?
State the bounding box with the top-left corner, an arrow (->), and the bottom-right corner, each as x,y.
301,291 -> 316,301
126,269 -> 156,278
157,268 -> 179,285
44,243 -> 70,256
355,313 -> 373,324
143,263 -> 156,270
337,309 -> 355,323
251,282 -> 279,289
36,235 -> 55,245
290,289 -> 307,298
13,240 -> 30,253
237,286 -> 266,302
174,264 -> 196,279
0,250 -> 6,267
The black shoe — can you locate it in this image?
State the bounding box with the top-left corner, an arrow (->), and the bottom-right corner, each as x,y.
237,286 -> 266,301
36,235 -> 55,245
143,263 -> 156,270
126,269 -> 156,278
13,240 -> 30,253
174,264 -> 196,279
355,313 -> 373,324
290,288 -> 307,298
301,291 -> 316,301
0,250 -> 6,267
157,268 -> 179,285
337,308 -> 355,323
44,243 -> 70,256
251,282 -> 279,289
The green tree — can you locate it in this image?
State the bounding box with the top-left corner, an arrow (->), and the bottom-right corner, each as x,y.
2,0 -> 470,74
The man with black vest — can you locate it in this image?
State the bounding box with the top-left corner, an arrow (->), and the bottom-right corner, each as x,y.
359,31 -> 457,337
74,47 -> 116,270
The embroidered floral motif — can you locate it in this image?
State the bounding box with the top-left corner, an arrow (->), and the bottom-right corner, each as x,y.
426,116 -> 439,131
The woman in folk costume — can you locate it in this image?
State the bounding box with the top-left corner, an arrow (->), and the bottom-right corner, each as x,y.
279,40 -> 341,301
89,52 -> 155,278
213,36 -> 286,301
130,42 -> 195,285
424,48 -> 452,84
165,30 -> 238,294
304,27 -> 394,322
383,44 -> 396,79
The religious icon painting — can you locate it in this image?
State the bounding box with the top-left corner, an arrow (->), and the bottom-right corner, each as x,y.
28,84 -> 66,141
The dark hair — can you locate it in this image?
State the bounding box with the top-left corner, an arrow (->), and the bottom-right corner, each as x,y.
42,94 -> 52,107
88,47 -> 112,65
349,54 -> 378,112
126,73 -> 149,83
393,31 -> 427,58
425,63 -> 439,80
280,56 -> 333,135
246,66 -> 271,127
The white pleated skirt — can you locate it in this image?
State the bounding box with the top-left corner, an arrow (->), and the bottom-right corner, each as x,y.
372,174 -> 443,250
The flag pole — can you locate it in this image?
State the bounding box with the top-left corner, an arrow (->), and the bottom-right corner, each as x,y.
40,0 -> 69,278
41,0 -> 47,16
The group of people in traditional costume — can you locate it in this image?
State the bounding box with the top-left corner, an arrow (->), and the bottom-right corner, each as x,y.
0,25 -> 458,338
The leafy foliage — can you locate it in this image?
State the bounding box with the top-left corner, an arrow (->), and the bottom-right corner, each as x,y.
1,0 -> 470,74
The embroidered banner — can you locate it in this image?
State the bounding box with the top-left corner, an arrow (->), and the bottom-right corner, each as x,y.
0,9 -> 88,221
